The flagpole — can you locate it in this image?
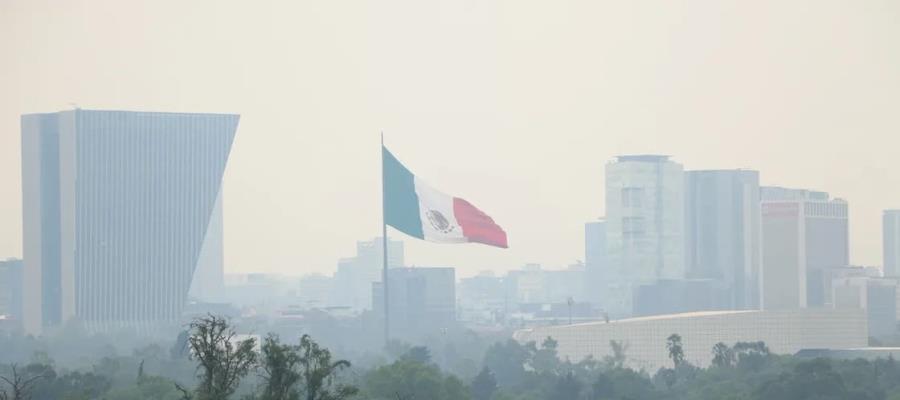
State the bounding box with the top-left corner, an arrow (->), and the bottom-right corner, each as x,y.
381,132 -> 390,346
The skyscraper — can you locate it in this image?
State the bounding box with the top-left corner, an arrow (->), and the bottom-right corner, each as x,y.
189,191 -> 225,302
584,218 -> 607,305
685,170 -> 761,309
883,210 -> 900,277
373,266 -> 456,340
22,109 -> 238,334
605,155 -> 685,316
760,187 -> 849,310
332,237 -> 403,311
0,258 -> 23,322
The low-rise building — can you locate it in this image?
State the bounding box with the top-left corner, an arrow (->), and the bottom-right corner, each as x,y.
513,309 -> 867,372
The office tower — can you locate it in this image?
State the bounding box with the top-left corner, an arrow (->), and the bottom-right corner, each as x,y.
332,237 -> 403,311
0,258 -> 24,321
189,191 -> 224,302
685,170 -> 761,309
884,210 -> 900,277
760,187 -> 849,310
605,155 -> 685,317
22,109 -> 238,334
373,267 -> 456,340
833,275 -> 897,338
585,219 -> 607,305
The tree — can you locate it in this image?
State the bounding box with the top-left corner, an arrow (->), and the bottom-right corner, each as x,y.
470,367 -> 497,400
400,347 -> 432,365
183,314 -> 258,400
531,337 -> 560,374
482,340 -> 531,388
297,334 -> 357,400
711,342 -> 735,368
364,359 -> 469,400
666,334 -> 685,368
602,340 -> 628,369
0,364 -> 49,400
259,334 -> 303,400
552,372 -> 582,399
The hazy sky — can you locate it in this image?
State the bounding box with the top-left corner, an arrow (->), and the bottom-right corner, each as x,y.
2,0 -> 899,278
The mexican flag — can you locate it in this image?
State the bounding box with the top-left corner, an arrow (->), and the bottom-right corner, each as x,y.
383,146 -> 508,248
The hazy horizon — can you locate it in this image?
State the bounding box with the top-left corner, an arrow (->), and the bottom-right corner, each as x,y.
3,0 -> 900,278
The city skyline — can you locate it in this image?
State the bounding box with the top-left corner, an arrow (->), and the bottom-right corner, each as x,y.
3,1 -> 900,278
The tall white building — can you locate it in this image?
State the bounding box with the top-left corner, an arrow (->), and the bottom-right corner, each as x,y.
760,187 -> 849,310
584,219 -> 607,305
883,210 -> 900,277
685,170 -> 761,309
21,109 -> 238,334
332,237 -> 403,311
605,155 -> 685,317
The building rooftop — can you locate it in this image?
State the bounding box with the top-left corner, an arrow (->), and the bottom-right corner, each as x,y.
615,155 -> 671,163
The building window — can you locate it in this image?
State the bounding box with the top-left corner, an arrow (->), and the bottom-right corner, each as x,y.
622,187 -> 644,208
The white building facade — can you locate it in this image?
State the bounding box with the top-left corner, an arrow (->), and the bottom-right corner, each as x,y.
514,309 -> 867,372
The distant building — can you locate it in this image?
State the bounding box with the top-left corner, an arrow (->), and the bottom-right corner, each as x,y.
632,279 -> 729,317
832,275 -> 897,338
685,170 -> 761,309
760,187 -> 849,310
514,309 -> 867,372
505,264 -> 586,305
332,237 -> 403,311
0,258 -> 24,323
884,210 -> 900,277
584,219 -> 607,305
189,191 -> 225,302
297,274 -> 334,309
605,155 -> 685,317
373,267 -> 456,340
21,109 -> 238,334
458,272 -> 506,324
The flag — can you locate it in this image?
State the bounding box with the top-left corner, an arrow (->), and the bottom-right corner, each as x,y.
383,146 -> 508,248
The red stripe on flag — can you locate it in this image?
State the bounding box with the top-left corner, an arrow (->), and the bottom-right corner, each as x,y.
453,197 -> 508,248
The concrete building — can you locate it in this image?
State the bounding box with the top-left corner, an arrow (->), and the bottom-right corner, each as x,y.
332,237 -> 403,311
584,219 -> 607,305
0,258 -> 24,323
685,170 -> 761,309
458,272 -> 506,324
605,155 -> 685,317
514,309 -> 867,372
21,109 -> 238,334
760,187 -> 849,310
884,210 -> 900,277
373,267 -> 456,340
297,274 -> 334,309
188,192 -> 225,302
832,275 -> 897,338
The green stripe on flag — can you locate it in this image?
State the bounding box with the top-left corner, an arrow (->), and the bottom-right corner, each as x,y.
383,146 -> 424,239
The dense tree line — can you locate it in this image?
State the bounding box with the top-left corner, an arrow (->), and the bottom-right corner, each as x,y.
5,316 -> 900,399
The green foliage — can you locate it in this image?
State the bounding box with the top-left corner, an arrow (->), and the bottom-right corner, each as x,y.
470,367 -> 497,400
296,334 -> 357,400
363,358 -> 469,400
258,334 -> 302,400
184,315 -> 258,400
667,334 -> 685,368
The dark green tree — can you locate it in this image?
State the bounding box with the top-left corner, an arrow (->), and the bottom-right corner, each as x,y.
602,340 -> 628,369
482,340 -> 531,388
182,315 -> 258,400
711,342 -> 735,368
259,334 -> 303,400
400,347 -> 432,365
0,364 -> 49,400
552,372 -> 582,399
666,334 -> 685,367
531,337 -> 560,374
297,334 -> 357,400
470,367 -> 497,400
